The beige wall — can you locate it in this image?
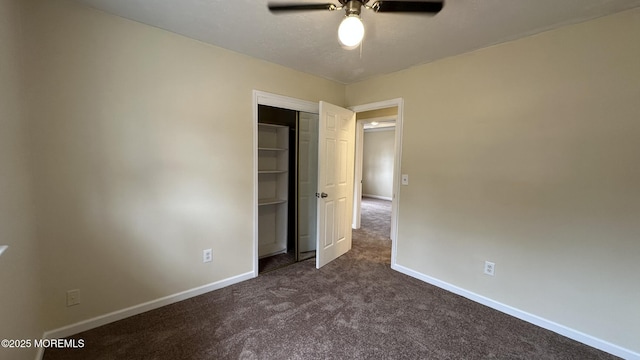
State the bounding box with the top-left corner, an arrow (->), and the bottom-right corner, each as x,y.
362,130 -> 395,199
22,0 -> 344,331
357,107 -> 398,120
5,0 -> 638,356
346,8 -> 640,352
0,0 -> 42,359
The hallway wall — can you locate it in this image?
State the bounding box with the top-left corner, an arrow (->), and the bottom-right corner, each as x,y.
362,129 -> 395,199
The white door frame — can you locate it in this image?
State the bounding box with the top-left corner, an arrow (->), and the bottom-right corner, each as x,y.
253,90 -> 318,277
353,116 -> 396,229
349,98 -> 404,268
352,120 -> 364,229
253,92 -> 404,273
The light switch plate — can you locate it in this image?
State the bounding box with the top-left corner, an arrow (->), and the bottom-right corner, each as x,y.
66,289 -> 80,306
401,174 -> 409,185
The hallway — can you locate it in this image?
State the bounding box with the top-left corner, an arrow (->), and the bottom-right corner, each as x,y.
358,197 -> 392,242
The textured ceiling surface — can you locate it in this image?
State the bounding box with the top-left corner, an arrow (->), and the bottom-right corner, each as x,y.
73,0 -> 640,84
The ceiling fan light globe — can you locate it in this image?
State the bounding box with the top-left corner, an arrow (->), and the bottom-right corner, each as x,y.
338,15 -> 364,49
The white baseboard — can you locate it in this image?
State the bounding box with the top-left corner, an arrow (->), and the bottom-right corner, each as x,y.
36,271 -> 254,360
391,263 -> 639,360
362,194 -> 392,201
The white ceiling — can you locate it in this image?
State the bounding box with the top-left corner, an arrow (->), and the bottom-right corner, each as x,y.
73,0 -> 640,84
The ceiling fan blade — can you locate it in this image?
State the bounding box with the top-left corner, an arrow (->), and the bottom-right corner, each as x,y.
268,3 -> 338,12
372,1 -> 443,13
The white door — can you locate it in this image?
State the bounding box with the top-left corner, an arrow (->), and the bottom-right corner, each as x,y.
316,101 -> 356,269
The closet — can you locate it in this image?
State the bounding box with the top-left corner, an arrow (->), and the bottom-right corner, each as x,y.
257,122 -> 289,257
257,105 -> 318,272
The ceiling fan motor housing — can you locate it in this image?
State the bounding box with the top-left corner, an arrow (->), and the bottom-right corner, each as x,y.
344,0 -> 364,16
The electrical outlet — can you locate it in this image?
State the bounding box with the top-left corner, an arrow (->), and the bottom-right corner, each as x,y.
203,249 -> 213,263
484,261 -> 495,276
66,289 -> 80,307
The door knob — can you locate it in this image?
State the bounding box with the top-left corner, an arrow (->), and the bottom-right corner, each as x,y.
316,192 -> 328,198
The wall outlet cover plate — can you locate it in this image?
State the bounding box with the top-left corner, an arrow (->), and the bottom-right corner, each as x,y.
484,261 -> 495,276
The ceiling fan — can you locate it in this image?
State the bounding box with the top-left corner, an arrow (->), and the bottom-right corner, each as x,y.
268,0 -> 444,49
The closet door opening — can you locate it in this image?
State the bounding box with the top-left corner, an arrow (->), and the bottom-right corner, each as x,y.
257,105 -> 318,273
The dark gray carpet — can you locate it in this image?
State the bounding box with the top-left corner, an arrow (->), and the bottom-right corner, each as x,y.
259,249 -> 296,274
44,198 -> 617,359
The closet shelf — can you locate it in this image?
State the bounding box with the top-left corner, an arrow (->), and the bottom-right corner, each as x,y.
258,198 -> 287,206
258,170 -> 287,174
258,123 -> 288,129
258,147 -> 287,151
257,122 -> 289,259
